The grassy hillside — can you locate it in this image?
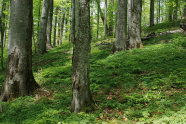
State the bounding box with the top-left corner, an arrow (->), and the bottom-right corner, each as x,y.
0,22 -> 186,123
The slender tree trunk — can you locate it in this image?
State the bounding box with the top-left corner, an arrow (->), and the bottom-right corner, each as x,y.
150,0 -> 154,27
180,5 -> 186,34
0,0 -> 39,102
114,0 -> 127,52
71,0 -> 93,113
104,0 -> 107,39
156,0 -> 159,24
108,0 -> 114,36
158,0 -> 161,23
37,0 -> 49,54
173,0 -> 178,21
53,8 -> 58,47
128,0 -> 143,49
46,0 -> 53,49
0,0 -> 6,70
97,7 -> 100,41
168,1 -> 173,22
37,0 -> 42,37
59,13 -> 65,46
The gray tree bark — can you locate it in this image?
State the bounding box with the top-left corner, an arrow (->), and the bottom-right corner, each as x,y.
46,0 -> 53,49
128,0 -> 143,49
0,0 -> 39,101
114,0 -> 127,52
104,0 -> 107,39
150,0 -> 154,27
53,7 -> 58,47
37,0 -> 49,54
71,0 -> 93,113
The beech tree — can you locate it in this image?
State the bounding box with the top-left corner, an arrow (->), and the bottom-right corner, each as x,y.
0,0 -> 39,101
46,0 -> 53,49
150,0 -> 154,27
37,0 -> 49,54
114,0 -> 127,52
71,0 -> 93,113
128,0 -> 143,49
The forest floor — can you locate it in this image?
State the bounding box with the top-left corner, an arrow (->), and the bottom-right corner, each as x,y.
0,22 -> 186,123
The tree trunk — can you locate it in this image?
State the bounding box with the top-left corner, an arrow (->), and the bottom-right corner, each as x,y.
37,0 -> 42,37
53,7 -> 58,47
37,0 -> 49,54
46,0 -> 53,49
0,0 -> 39,102
180,5 -> 186,34
97,6 -> 100,41
150,0 -> 154,27
0,0 -> 6,70
173,0 -> 178,21
114,0 -> 127,52
108,0 -> 114,36
71,0 -> 93,113
104,0 -> 107,39
59,13 -> 65,46
128,0 -> 143,49
168,1 -> 173,22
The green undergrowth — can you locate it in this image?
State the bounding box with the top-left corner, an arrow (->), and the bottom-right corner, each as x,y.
0,25 -> 186,123
143,20 -> 181,35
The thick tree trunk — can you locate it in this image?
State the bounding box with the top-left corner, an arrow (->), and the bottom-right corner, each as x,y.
114,0 -> 127,52
71,0 -> 93,113
104,0 -> 107,39
128,0 -> 143,49
37,0 -> 49,54
46,0 -> 53,49
0,0 -> 39,101
53,7 -> 58,47
150,0 -> 154,27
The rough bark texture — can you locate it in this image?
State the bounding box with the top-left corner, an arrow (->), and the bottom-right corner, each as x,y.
150,0 -> 154,27
104,0 -> 107,39
128,0 -> 143,49
46,0 -> 53,49
71,0 -> 93,113
59,13 -> 65,46
37,0 -> 49,54
0,0 -> 39,101
114,0 -> 127,52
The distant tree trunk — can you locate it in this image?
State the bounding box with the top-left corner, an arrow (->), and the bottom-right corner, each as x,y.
150,0 -> 154,27
71,0 -> 93,113
37,0 -> 49,54
173,0 -> 178,21
168,1 -> 173,22
180,5 -> 186,34
158,0 -> 161,23
0,0 -> 39,101
128,0 -> 143,49
59,13 -> 65,46
108,0 -> 114,36
0,0 -> 6,70
97,7 -> 100,41
53,8 -> 58,47
37,0 -> 42,37
156,0 -> 159,24
104,0 -> 107,39
114,0 -> 127,52
46,0 -> 53,49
